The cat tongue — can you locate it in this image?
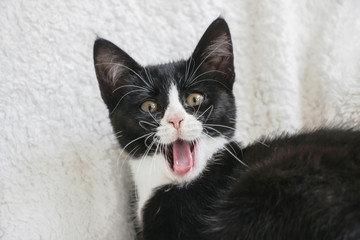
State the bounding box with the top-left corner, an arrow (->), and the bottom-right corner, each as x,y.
172,140 -> 193,174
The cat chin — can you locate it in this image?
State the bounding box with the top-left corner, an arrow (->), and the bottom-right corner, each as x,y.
128,134 -> 229,223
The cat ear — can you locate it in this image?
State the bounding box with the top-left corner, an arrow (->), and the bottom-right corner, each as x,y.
189,18 -> 234,89
93,38 -> 141,111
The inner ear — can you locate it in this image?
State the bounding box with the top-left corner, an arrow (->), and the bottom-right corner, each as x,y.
189,18 -> 234,89
93,38 -> 141,111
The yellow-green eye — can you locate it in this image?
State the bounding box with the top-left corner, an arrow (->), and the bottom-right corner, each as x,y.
186,93 -> 204,107
141,101 -> 158,113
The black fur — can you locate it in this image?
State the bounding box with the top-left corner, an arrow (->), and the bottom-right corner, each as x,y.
142,129 -> 360,240
94,18 -> 360,240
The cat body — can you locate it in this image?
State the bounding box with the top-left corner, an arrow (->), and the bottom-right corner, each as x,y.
93,18 -> 360,240
142,130 -> 360,240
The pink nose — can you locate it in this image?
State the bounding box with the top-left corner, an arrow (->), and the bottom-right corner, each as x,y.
168,117 -> 183,129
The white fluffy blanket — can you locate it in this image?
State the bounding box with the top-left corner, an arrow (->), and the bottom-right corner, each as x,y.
1,0 -> 360,239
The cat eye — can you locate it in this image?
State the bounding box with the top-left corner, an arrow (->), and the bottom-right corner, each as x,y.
186,93 -> 204,107
141,101 -> 158,113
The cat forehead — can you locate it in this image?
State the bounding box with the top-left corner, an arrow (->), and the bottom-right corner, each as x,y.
143,61 -> 186,85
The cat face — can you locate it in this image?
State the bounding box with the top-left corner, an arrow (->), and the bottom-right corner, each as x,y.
94,18 -> 236,185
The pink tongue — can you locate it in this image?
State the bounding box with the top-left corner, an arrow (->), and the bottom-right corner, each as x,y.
172,140 -> 193,174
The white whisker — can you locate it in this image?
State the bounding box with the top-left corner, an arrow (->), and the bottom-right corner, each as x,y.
203,123 -> 236,131
183,57 -> 195,85
144,133 -> 156,148
186,69 -> 226,86
136,138 -> 157,178
139,120 -> 159,131
147,110 -> 160,124
143,67 -> 155,87
203,132 -> 248,168
118,132 -> 155,159
203,125 -> 223,136
197,105 -> 212,119
118,145 -> 140,171
112,84 -> 151,94
194,99 -> 204,117
113,130 -> 123,137
253,139 -> 270,148
150,142 -> 161,174
188,78 -> 232,91
110,89 -> 145,115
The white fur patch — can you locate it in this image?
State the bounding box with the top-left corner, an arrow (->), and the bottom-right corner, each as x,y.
128,154 -> 171,224
156,84 -> 203,144
129,136 -> 228,223
129,84 -> 229,222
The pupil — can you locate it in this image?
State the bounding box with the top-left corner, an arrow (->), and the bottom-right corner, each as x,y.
193,97 -> 197,103
148,105 -> 152,111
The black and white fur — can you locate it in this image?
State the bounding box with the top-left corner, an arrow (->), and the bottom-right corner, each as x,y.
94,18 -> 360,240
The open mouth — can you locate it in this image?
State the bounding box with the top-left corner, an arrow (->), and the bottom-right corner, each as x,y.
163,140 -> 197,175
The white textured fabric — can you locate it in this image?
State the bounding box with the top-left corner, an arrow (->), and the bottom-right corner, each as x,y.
1,0 -> 360,239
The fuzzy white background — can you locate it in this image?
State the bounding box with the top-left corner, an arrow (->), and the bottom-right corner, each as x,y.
1,0 -> 360,239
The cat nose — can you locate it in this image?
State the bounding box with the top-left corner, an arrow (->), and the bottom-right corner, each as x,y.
168,117 -> 184,130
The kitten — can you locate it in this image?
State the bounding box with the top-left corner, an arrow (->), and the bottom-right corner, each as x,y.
94,18 -> 360,240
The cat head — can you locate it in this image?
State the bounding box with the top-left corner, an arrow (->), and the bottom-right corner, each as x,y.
94,18 -> 236,184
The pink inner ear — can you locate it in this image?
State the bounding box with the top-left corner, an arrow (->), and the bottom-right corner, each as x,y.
203,36 -> 232,59
96,53 -> 128,87
106,64 -> 125,86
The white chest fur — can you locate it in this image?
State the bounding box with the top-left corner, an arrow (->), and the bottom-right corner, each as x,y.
128,135 -> 229,222
128,154 -> 172,223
